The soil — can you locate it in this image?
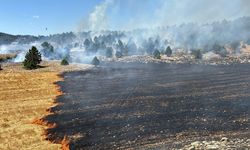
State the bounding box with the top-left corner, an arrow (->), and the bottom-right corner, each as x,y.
42,62 -> 250,149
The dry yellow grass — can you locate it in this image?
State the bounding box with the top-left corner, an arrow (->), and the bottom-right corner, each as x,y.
0,54 -> 17,62
0,61 -> 92,150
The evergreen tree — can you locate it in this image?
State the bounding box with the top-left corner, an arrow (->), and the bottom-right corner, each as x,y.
153,50 -> 161,59
61,57 -> 69,65
23,46 -> 42,69
92,56 -> 100,66
165,46 -> 172,57
41,42 -> 54,57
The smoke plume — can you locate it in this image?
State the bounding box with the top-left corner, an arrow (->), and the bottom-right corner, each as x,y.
77,0 -> 114,32
78,0 -> 250,31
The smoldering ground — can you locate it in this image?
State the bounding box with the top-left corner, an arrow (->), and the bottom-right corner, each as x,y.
42,63 -> 250,149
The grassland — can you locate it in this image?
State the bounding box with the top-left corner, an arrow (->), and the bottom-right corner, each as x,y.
0,61 -> 91,150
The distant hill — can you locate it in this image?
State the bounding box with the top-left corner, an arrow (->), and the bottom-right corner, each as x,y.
0,32 -> 18,45
0,32 -> 38,45
1,16 -> 250,53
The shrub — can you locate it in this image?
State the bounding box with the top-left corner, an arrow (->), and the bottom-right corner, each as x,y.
153,50 -> 161,59
61,57 -> 69,65
23,46 -> 42,69
0,64 -> 2,70
165,46 -> 172,57
115,51 -> 122,58
41,42 -> 54,57
106,47 -> 113,58
92,56 -> 100,66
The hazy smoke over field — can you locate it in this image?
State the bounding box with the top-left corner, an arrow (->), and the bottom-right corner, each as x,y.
79,0 -> 250,31
1,0 -> 250,63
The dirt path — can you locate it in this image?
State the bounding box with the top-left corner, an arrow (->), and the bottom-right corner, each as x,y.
0,61 -> 92,150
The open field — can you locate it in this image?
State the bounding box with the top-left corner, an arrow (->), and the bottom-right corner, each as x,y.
42,63 -> 250,149
0,61 -> 91,150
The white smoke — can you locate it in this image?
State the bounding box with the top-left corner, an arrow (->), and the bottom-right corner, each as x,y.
78,0 -> 114,32
155,0 -> 250,26
0,42 -> 42,62
1,0 -> 250,64
78,0 -> 250,31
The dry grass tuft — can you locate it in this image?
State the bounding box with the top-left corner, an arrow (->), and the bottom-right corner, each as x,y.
0,54 -> 17,62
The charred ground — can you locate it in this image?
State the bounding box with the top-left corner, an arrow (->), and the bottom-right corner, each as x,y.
42,63 -> 250,149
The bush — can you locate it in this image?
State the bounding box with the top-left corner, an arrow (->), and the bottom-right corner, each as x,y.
0,64 -> 2,70
41,42 -> 54,57
61,57 -> 69,65
165,46 -> 172,57
115,51 -> 122,58
106,47 -> 113,58
153,50 -> 161,59
192,49 -> 203,59
23,46 -> 42,69
92,56 -> 100,66
41,42 -> 54,52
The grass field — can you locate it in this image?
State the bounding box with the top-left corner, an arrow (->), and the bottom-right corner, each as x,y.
0,54 -> 17,62
0,61 -> 91,150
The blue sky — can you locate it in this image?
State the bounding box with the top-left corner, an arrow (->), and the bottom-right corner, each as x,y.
0,0 -> 160,35
0,0 -> 101,35
0,0 -> 249,35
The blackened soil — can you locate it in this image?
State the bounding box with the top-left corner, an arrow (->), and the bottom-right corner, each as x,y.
43,63 -> 250,149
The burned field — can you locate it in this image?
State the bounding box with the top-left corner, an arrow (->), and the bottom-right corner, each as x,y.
43,63 -> 250,149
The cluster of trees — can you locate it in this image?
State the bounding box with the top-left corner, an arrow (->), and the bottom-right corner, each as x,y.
168,17 -> 250,51
153,46 -> 173,59
83,37 -> 131,58
83,35 -> 176,60
23,45 -> 71,70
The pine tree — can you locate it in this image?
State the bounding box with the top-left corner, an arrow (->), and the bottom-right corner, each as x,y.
23,46 -> 42,69
92,56 -> 100,66
165,46 -> 172,57
61,57 -> 69,65
153,50 -> 161,59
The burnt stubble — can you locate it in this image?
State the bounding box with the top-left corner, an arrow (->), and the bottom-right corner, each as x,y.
43,63 -> 250,149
